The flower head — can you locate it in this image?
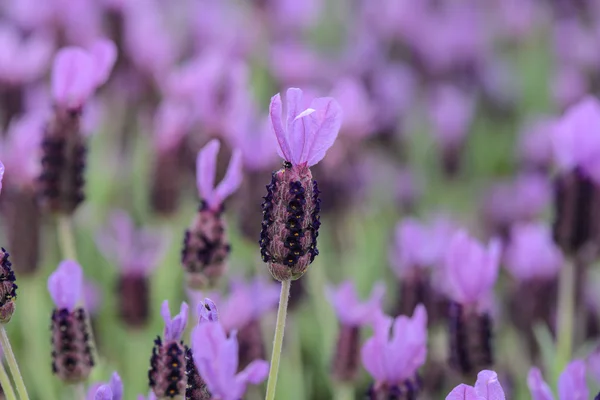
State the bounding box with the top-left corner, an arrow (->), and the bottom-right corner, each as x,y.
87,372 -> 123,400
552,96 -> 600,184
191,301 -> 269,400
269,87 -> 342,167
95,210 -> 167,276
446,370 -> 505,399
444,231 -> 501,306
51,39 -> 116,110
0,24 -> 53,85
48,260 -> 83,311
152,99 -> 192,152
160,300 -> 189,342
527,360 -> 588,400
325,281 -> 384,326
361,304 -> 427,385
518,117 -> 556,169
504,223 -> 563,281
0,112 -> 44,186
196,139 -> 243,211
428,84 -> 475,148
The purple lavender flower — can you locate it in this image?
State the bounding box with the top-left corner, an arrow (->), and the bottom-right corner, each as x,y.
260,88 -> 342,281
149,301 -> 188,398
86,372 -> 123,400
518,117 -> 556,172
362,305 -> 427,397
48,260 -> 94,383
96,210 -> 166,326
191,303 -> 269,400
504,223 -> 563,282
528,360 -> 588,400
329,77 -> 374,140
181,139 -> 242,289
446,370 -> 505,399
0,24 -> 53,86
327,281 -> 384,382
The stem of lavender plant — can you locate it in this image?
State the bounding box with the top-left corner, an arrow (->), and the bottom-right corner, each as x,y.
0,355 -> 17,400
333,384 -> 354,400
555,258 -> 575,378
56,215 -> 99,364
0,326 -> 29,400
265,279 -> 291,400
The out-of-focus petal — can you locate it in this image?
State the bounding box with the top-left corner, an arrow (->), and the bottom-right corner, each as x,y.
51,47 -> 96,109
527,368 -> 554,400
557,360 -> 588,400
304,97 -> 343,166
474,370 -> 505,400
196,139 -> 219,204
269,93 -> 292,161
446,384 -> 479,400
213,149 -> 243,206
89,38 -> 117,86
47,260 -> 83,311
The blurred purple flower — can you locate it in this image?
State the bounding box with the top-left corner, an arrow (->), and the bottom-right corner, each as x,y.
552,96 -> 600,184
361,304 -> 427,385
83,279 -> 102,316
269,41 -> 330,87
369,63 -> 416,133
152,99 -> 192,152
55,0 -> 104,47
196,139 -> 243,210
161,300 -> 189,342
87,372 -> 123,400
0,112 -> 44,186
325,281 -> 384,326
444,230 -> 501,306
528,360 -> 588,400
51,39 -> 117,110
191,304 -> 269,400
96,209 -> 167,276
270,87 -> 342,167
553,19 -> 600,71
518,117 -> 556,170
390,218 -> 438,278
329,77 -> 374,139
552,65 -> 588,111
231,114 -> 279,171
504,223 -> 563,282
428,84 -> 476,149
268,0 -> 323,32
197,298 -> 219,324
0,24 -> 53,85
446,370 -> 505,399
48,260 -> 83,311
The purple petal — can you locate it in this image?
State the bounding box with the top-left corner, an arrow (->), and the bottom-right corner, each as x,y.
285,88 -> 308,165
237,359 -> 269,384
109,372 -> 123,400
446,384 -> 479,400
89,39 -> 117,87
196,139 -> 219,206
474,370 -> 505,400
0,161 -> 4,193
558,360 -> 589,400
163,302 -> 189,342
51,47 -> 96,109
303,97 -> 343,166
153,100 -> 191,152
47,260 -> 83,311
527,368 -> 554,400
213,149 -> 243,206
269,93 -> 292,162
94,385 -> 113,400
86,383 -> 103,400
198,298 -> 219,324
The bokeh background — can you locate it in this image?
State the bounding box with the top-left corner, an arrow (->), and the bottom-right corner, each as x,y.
0,0 -> 599,399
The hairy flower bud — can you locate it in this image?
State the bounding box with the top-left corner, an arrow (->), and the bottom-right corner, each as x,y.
149,336 -> 187,398
260,162 -> 321,281
0,248 -> 17,324
185,346 -> 210,400
51,307 -> 94,383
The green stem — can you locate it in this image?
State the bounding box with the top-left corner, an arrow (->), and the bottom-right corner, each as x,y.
333,383 -> 354,400
56,215 -> 99,365
0,355 -> 17,400
265,280 -> 291,400
555,258 -> 575,379
0,327 -> 28,400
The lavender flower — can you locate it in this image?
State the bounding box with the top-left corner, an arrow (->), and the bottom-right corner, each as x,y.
362,305 -> 427,398
326,281 -> 384,382
96,210 -> 166,327
518,117 -> 556,172
181,139 -> 242,289
148,301 -> 188,398
444,230 -> 500,375
86,372 -> 123,400
260,87 -> 342,281
39,40 -> 116,214
48,260 -> 94,383
191,302 -> 269,400
446,370 -> 505,399
528,360 -> 588,400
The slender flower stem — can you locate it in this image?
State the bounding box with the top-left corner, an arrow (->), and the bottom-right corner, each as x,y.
0,326 -> 29,400
333,384 -> 354,400
55,215 -> 99,364
0,355 -> 17,400
265,279 -> 291,400
57,216 -> 78,261
556,258 -> 575,377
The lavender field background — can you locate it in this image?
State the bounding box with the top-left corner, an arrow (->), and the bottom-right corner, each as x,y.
0,0 -> 598,399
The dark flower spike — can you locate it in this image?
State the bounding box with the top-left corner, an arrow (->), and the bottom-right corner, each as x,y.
261,88 -> 342,281
181,140 -> 242,289
0,245 -> 17,324
48,260 -> 94,383
149,301 -> 189,399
